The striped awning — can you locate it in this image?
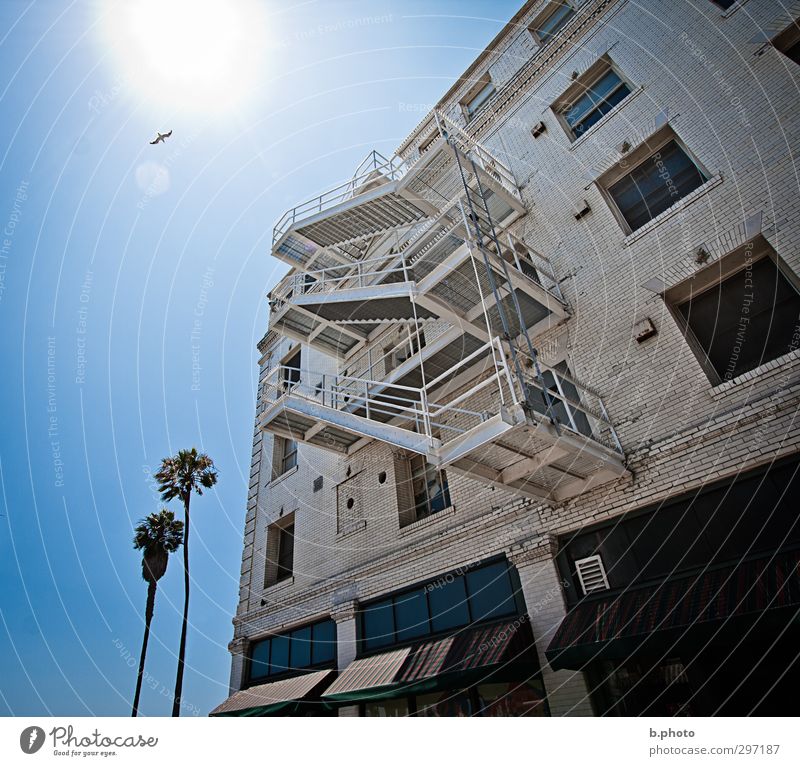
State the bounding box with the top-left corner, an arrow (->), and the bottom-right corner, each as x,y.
324,618 -> 539,703
546,548 -> 800,671
210,669 -> 335,716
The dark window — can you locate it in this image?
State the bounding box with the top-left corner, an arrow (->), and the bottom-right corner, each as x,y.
410,455 -> 451,520
248,618 -> 337,683
282,348 -> 301,390
783,38 -> 800,64
250,639 -> 271,680
428,576 -> 470,633
463,79 -> 496,120
607,140 -> 707,231
359,559 -> 521,652
564,68 -> 631,138
269,634 -> 290,675
311,619 -> 336,664
710,0 -> 736,9
465,561 -> 517,623
676,255 -> 800,381
773,20 -> 800,65
394,588 -> 430,642
276,523 -> 294,582
281,438 -> 298,474
290,625 -> 311,669
362,599 -> 396,651
533,2 -> 574,43
529,363 -> 593,437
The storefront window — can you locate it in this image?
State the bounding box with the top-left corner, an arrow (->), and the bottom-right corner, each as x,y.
475,681 -> 548,716
416,689 -> 472,717
592,658 -> 694,716
363,698 -> 409,717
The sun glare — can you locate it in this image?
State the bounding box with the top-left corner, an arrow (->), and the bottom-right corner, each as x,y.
102,0 -> 266,112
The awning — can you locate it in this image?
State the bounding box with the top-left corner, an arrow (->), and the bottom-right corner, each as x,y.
210,668 -> 335,716
324,617 -> 540,704
546,548 -> 800,671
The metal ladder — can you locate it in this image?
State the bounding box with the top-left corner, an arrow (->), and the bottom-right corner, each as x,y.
444,128 -> 561,432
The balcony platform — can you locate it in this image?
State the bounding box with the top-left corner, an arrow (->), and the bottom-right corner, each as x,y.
258,339 -> 628,503
272,140 -> 526,267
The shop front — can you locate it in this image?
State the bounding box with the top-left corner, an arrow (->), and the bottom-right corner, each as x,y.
324,557 -> 550,717
548,456 -> 800,716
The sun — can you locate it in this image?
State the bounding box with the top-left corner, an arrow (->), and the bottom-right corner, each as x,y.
100,0 -> 267,112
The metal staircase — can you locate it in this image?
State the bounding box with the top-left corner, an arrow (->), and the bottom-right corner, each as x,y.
261,112 -> 629,501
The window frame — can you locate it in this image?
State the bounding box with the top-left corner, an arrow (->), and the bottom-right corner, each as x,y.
264,511 -> 296,588
245,616 -> 337,686
409,453 -> 451,522
597,128 -> 710,234
529,1 -> 575,46
554,58 -> 634,141
664,240 -> 800,385
357,557 -> 523,655
460,73 -> 497,122
771,19 -> 800,65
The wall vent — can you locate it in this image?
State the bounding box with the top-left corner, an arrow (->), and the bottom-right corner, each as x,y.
313,476 -> 323,492
574,555 -> 610,595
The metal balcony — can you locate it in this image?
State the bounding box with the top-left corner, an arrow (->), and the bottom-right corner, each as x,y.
268,217 -> 568,363
271,114 -> 526,269
258,337 -> 628,502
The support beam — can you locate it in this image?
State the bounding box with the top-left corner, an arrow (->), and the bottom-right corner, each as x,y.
500,446 -> 569,485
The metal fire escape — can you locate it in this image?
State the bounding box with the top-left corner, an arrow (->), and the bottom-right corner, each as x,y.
260,113 -> 628,502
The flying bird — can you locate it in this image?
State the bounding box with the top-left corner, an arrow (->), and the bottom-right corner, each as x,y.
149,130 -> 173,145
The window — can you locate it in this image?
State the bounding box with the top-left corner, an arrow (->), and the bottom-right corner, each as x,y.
359,558 -> 520,652
276,522 -> 294,582
559,64 -> 632,139
282,347 -> 301,391
273,436 -> 298,478
772,20 -> 800,65
410,455 -> 451,521
603,136 -> 708,232
264,512 -> 295,587
530,2 -> 574,45
247,617 -> 337,683
461,75 -> 496,121
709,0 -> 736,9
395,454 -> 451,528
668,246 -> 800,383
528,362 -> 593,437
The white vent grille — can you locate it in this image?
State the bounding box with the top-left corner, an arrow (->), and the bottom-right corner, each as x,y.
574,555 -> 610,595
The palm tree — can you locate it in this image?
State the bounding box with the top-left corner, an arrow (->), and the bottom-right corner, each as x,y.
155,448 -> 218,717
131,509 -> 183,717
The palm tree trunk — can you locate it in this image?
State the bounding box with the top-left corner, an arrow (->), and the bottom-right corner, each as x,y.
172,493 -> 190,716
132,579 -> 157,716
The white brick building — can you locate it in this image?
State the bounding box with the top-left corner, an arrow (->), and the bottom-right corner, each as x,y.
213,0 -> 800,717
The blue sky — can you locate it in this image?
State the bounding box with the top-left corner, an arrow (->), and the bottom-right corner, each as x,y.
0,0 -> 521,717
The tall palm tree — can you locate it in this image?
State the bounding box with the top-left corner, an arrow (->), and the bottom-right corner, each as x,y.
131,509 -> 183,717
155,448 -> 218,717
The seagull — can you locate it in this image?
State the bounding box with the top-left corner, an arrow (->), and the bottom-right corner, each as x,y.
149,129 -> 173,145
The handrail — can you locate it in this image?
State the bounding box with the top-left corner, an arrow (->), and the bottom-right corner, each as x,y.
259,336 -> 623,454
271,114 -> 521,247
272,151 -> 408,245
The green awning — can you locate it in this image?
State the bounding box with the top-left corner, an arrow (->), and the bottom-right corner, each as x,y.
546,548 -> 800,671
323,617 -> 540,704
210,668 -> 335,716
